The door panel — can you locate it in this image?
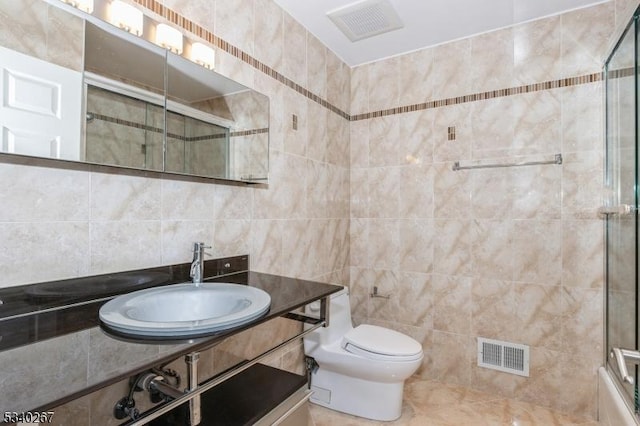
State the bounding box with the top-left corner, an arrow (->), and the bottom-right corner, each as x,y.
0,46 -> 82,160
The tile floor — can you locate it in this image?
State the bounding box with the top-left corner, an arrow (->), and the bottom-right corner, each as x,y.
308,378 -> 598,426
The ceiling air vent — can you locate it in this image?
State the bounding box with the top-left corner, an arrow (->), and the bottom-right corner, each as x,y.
327,0 -> 404,42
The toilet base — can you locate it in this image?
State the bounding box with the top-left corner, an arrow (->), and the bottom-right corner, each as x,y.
309,368 -> 404,421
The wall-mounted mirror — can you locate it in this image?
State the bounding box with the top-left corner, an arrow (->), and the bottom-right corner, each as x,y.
0,0 -> 269,183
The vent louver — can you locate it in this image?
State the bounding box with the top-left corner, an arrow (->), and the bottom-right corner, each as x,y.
477,337 -> 529,377
327,0 -> 404,42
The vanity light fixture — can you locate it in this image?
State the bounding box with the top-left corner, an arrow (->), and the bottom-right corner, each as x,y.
191,42 -> 216,69
61,0 -> 94,13
156,24 -> 183,54
110,0 -> 144,36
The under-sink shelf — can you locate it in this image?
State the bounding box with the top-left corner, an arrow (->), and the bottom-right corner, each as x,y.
149,363 -> 309,426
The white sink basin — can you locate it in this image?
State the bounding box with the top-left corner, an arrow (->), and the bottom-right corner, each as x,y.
99,283 -> 271,337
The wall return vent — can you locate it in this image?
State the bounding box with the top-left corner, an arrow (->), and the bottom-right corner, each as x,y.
477,337 -> 530,377
327,0 -> 404,42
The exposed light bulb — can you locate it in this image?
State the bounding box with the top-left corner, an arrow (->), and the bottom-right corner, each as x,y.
156,24 -> 183,54
191,42 -> 215,69
110,0 -> 144,36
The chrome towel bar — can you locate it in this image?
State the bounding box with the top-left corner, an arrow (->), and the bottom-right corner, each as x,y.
452,154 -> 562,171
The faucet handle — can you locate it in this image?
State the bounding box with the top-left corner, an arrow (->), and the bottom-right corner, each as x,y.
192,242 -> 212,252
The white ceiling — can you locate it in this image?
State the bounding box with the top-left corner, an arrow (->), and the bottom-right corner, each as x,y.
273,0 -> 609,67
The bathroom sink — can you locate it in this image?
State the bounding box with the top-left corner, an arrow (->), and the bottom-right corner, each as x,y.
99,283 -> 271,337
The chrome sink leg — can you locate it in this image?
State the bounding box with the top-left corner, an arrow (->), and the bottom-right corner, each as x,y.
186,352 -> 201,425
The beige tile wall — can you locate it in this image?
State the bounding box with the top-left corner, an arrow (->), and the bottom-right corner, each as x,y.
4,0 -> 640,422
347,1 -> 633,420
0,0 -> 350,422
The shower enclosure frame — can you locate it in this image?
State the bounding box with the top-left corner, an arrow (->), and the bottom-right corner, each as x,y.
604,5 -> 640,421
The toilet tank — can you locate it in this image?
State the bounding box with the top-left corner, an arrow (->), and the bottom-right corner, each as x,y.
304,286 -> 354,349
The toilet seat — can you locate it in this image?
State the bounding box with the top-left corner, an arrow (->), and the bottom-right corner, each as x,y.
341,324 -> 423,362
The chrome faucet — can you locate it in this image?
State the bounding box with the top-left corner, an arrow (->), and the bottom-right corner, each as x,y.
190,242 -> 211,286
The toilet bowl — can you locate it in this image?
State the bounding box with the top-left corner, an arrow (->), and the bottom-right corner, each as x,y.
303,286 -> 423,421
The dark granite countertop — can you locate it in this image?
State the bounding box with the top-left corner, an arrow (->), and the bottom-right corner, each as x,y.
0,256 -> 341,414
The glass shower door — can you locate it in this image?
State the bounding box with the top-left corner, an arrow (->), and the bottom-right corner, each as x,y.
605,14 -> 639,410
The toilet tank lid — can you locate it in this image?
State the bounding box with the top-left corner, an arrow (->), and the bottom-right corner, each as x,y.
342,324 -> 422,357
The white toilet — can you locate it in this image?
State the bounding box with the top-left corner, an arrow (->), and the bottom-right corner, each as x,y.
303,286 -> 423,421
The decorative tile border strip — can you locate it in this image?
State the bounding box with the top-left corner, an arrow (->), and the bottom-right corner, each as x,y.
89,112 -> 163,134
90,112 -> 267,141
131,0 -> 603,123
131,0 -> 350,120
350,72 -> 603,121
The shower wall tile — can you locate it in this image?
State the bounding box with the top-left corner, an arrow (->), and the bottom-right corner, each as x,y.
513,282 -> 563,350
431,39 -> 472,100
471,97 -> 515,159
430,332 -> 473,386
350,65 -> 369,116
349,119 -> 369,168
562,220 -> 604,289
396,272 -> 432,328
471,220 -> 514,281
368,57 -> 399,112
327,111 -> 350,168
511,219 -> 562,285
282,12 -> 307,87
367,219 -> 400,269
307,101 -> 328,162
615,0 -> 640,30
470,27 -> 514,93
368,115 -> 401,166
214,48 -> 256,89
471,278 -> 515,341
283,88 -> 308,157
368,269 -> 400,322
399,48 -> 433,106
561,82 -> 603,153
327,49 -> 350,114
399,219 -> 434,274
431,274 -> 472,335
512,89 -> 562,156
349,218 -> 368,268
561,287 -> 604,361
399,164 -> 434,219
514,16 -> 562,85
400,109 -> 434,166
215,0 -> 255,56
433,162 -> 472,220
561,150 -> 604,219
433,103 -> 472,163
368,167 -> 400,218
307,34 -> 327,99
433,219 -> 472,277
561,2 -> 615,77
253,0 -> 283,71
